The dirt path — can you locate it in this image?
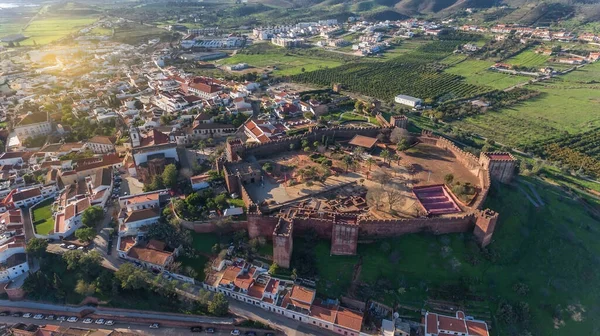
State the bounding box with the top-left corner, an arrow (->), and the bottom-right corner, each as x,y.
348,256 -> 363,297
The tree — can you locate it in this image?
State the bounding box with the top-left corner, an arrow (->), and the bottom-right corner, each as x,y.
268,263 -> 279,275
396,139 -> 409,152
373,170 -> 392,185
115,263 -> 148,290
162,164 -> 178,190
25,238 -> 48,259
75,227 -> 97,242
366,158 -> 376,171
208,293 -> 229,316
289,144 -> 295,151
313,141 -> 320,150
197,140 -> 206,154
381,149 -> 391,165
444,174 -> 454,185
144,175 -> 165,192
262,162 -> 273,172
75,279 -> 97,296
390,127 -> 412,145
82,206 -> 103,227
342,155 -> 354,173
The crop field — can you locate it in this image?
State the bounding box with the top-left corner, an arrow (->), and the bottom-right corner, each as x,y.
309,180 -> 600,335
22,17 -> 98,45
444,59 -> 528,90
505,49 -> 550,67
292,41 -> 493,102
219,53 -> 342,76
452,62 -> 600,149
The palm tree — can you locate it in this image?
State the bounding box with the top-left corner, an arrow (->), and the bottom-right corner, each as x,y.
342,155 -> 354,173
381,149 -> 391,165
366,157 -> 376,171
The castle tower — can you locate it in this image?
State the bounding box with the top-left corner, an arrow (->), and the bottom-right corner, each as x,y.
130,126 -> 141,148
273,218 -> 293,268
390,115 -> 408,129
226,139 -> 244,162
473,209 -> 499,247
479,152 -> 517,184
330,215 -> 359,256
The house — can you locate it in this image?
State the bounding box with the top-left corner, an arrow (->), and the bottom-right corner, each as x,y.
243,119 -> 286,144
118,189 -> 168,212
86,167 -> 112,207
118,207 -> 161,237
394,94 -> 422,108
0,252 -> 28,283
188,82 -> 222,99
53,197 -> 91,238
191,174 -> 210,191
425,311 -> 489,336
203,259 -> 365,336
85,136 -> 116,154
14,112 -> 51,140
348,135 -> 378,151
188,122 -> 237,141
74,153 -> 123,180
119,238 -> 179,272
8,188 -> 44,208
0,152 -> 31,167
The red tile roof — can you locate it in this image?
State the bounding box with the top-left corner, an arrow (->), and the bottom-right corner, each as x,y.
466,321 -> 489,336
335,308 -> 363,332
310,305 -> 337,323
12,188 -> 41,202
289,285 -> 315,304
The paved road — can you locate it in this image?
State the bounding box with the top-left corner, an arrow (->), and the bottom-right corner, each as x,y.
0,316 -> 233,336
0,300 -> 234,325
228,300 -> 333,336
22,206 -> 34,241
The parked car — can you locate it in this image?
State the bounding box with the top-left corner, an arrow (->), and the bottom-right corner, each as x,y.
33,314 -> 44,320
60,243 -> 68,248
0,311 -> 8,316
22,313 -> 32,318
11,312 -> 21,317
45,315 -> 55,320
67,317 -> 78,323
149,323 -> 160,329
245,332 -> 257,336
105,320 -> 115,326
231,330 -> 241,336
205,328 -> 215,333
190,326 -> 203,332
67,245 -> 76,250
56,316 -> 66,321
95,319 -> 105,325
83,318 -> 93,324
77,246 -> 85,251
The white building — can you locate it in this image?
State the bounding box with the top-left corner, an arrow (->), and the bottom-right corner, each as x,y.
14,112 -> 51,140
85,136 -> 116,154
394,94 -> 422,107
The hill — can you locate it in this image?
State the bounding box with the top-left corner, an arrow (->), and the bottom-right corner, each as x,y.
252,0 -> 600,22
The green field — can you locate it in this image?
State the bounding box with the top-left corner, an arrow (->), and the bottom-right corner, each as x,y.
444,59 -> 529,90
32,198 -> 55,235
505,49 -> 550,67
112,23 -> 173,45
218,52 -> 342,76
190,232 -> 222,254
452,62 -> 600,148
22,17 -> 98,45
309,180 -> 600,335
179,254 -> 210,281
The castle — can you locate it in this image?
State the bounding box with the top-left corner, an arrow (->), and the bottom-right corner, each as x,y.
214,126 -> 516,269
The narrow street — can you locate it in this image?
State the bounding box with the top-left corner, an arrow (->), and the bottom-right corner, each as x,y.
228,300 -> 333,336
22,206 -> 35,241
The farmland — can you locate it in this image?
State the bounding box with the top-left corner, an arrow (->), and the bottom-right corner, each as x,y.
0,2 -> 100,46
452,62 -> 600,149
444,59 -> 528,90
291,41 -> 494,102
217,43 -> 359,76
505,48 -> 550,67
